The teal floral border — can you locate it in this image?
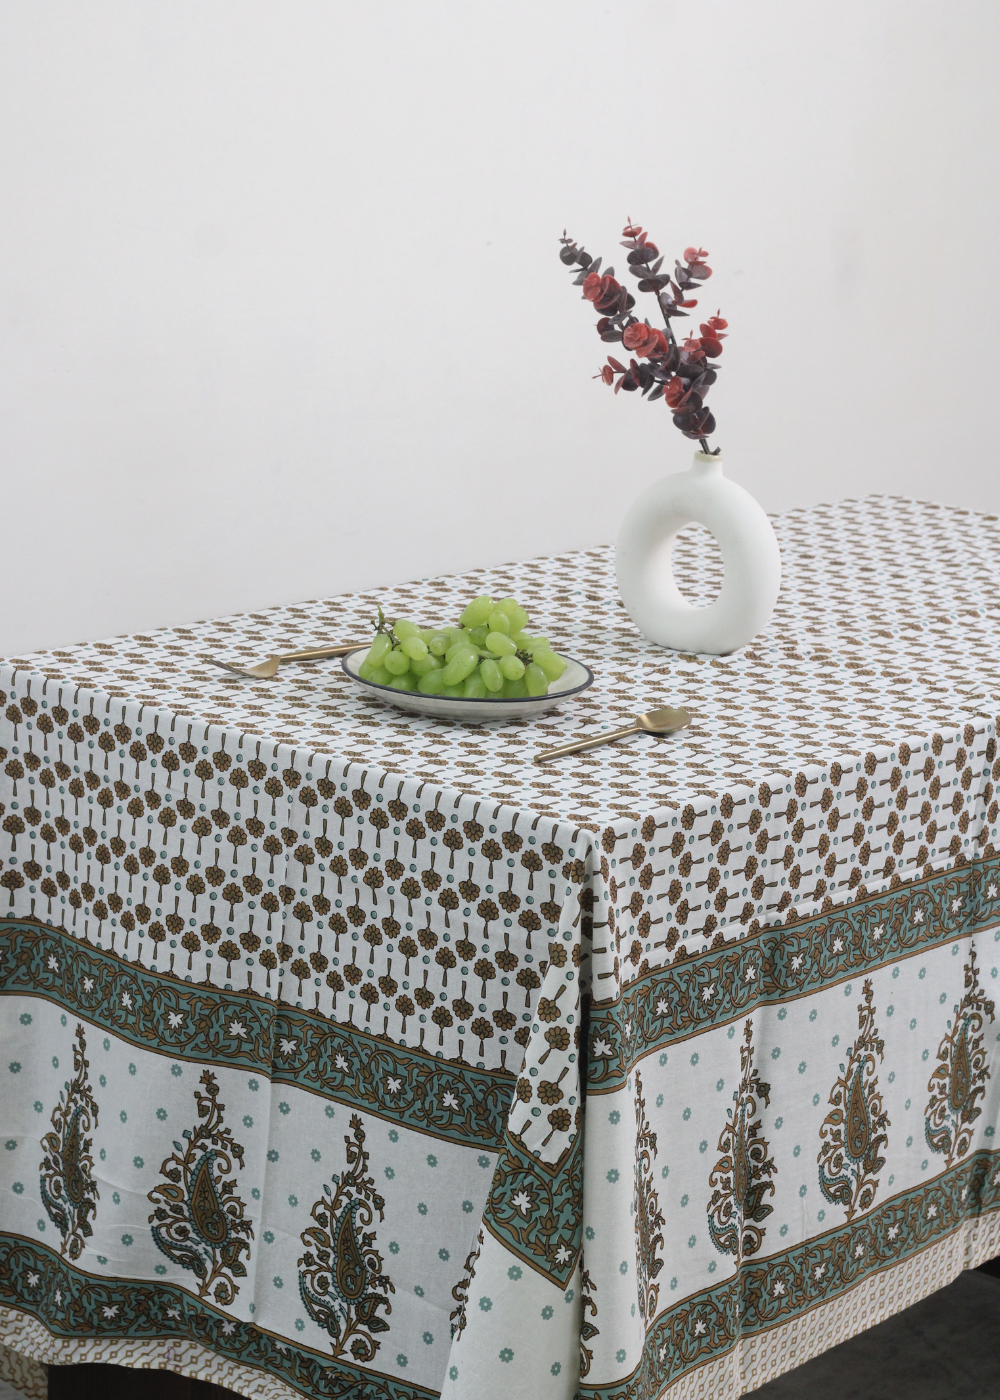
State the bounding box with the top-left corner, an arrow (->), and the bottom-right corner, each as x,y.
0,918 -> 514,1152
581,1147 -> 1000,1399
589,857 -> 1000,1093
0,916 -> 581,1289
483,1129 -> 583,1287
0,1231 -> 435,1400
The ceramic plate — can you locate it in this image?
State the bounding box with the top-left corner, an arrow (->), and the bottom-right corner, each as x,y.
341,648 -> 594,722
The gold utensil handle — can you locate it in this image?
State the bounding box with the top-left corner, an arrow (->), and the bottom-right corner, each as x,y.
203,657 -> 256,677
278,644 -> 363,661
534,724 -> 640,763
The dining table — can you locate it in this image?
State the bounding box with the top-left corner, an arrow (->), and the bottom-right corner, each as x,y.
1,492 -> 999,1400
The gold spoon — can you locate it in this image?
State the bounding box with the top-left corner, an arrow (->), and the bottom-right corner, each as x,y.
203,643 -> 364,681
533,706 -> 691,763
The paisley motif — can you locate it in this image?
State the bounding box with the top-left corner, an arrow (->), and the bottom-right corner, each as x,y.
298,1113 -> 393,1362
579,1253 -> 600,1379
846,1066 -> 872,1161
949,1025 -> 971,1112
148,1071 -> 253,1304
63,1109 -> 86,1206
733,1122 -> 750,1208
708,1019 -> 776,1259
926,948 -> 995,1168
818,979 -> 890,1221
39,1023 -> 100,1259
450,1229 -> 483,1342
334,1201 -> 367,1302
190,1153 -> 229,1247
633,1070 -> 665,1326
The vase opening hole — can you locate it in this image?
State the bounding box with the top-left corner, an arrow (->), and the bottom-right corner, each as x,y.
666,523 -> 724,608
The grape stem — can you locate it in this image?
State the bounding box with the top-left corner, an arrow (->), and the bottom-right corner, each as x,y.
373,605 -> 400,648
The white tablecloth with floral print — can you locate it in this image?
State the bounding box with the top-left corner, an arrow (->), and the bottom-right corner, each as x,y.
1,494 -> 999,1400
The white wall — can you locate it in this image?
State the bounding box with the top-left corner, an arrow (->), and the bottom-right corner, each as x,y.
1,1 -> 998,656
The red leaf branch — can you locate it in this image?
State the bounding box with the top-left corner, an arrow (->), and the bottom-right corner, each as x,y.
559,220 -> 727,451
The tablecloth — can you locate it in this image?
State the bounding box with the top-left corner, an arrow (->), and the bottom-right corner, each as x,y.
0,493 -> 999,1400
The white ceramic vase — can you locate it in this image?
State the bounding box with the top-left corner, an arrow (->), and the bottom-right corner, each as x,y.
615,451 -> 781,655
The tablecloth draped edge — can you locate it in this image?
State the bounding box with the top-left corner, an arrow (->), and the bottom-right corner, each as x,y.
0,1230 -> 441,1400
0,1338 -> 45,1399
576,1195 -> 1000,1400
2,1172 -> 999,1400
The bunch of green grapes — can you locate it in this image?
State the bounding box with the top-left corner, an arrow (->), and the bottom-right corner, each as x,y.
357,595 -> 568,699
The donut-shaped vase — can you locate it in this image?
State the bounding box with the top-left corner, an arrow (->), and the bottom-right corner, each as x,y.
615,453 -> 781,655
